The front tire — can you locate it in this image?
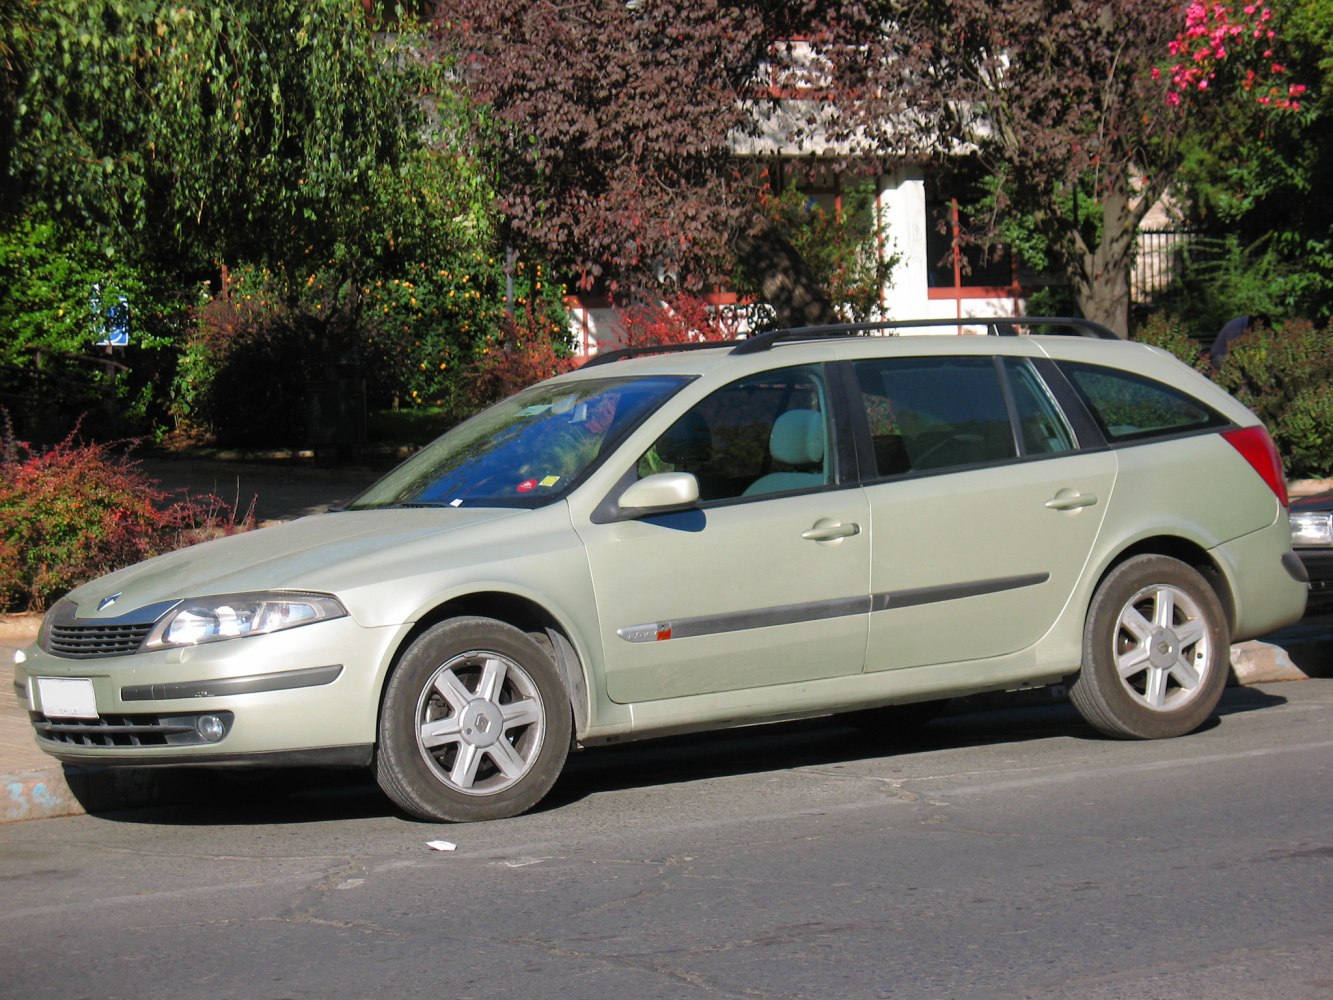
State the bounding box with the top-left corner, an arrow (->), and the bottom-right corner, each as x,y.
376,617 -> 571,822
1070,555 -> 1229,739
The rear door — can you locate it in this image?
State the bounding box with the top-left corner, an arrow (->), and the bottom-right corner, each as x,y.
853,354 -> 1117,671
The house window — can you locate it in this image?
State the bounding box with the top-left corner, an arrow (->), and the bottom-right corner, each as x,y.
925,167 -> 1015,293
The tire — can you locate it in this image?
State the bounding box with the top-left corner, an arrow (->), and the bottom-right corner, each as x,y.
376,617 -> 572,822
1070,555 -> 1230,740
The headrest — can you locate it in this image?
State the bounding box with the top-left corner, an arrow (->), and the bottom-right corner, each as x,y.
769,409 -> 824,467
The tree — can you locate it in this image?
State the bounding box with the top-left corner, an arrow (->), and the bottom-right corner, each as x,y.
434,0 -> 847,328
6,0 -> 439,282
1174,0 -> 1333,326
811,0 -> 1302,337
436,1 -> 1301,338
3,0 -> 521,445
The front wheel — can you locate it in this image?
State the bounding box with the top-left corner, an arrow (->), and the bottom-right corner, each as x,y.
1070,555 -> 1230,740
376,617 -> 571,822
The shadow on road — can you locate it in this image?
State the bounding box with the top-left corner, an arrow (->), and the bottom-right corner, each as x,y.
84,684 -> 1288,828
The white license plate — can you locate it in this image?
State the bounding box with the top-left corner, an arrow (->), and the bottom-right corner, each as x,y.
37,677 -> 99,719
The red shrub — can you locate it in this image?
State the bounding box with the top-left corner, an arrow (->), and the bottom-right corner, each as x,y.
614,293 -> 742,347
0,417 -> 248,612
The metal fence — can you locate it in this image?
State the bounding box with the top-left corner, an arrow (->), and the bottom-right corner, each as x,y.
1133,229 -> 1197,309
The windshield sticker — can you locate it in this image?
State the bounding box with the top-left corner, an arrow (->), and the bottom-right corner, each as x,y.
449,498 -> 463,507
540,475 -> 561,488
517,479 -> 538,493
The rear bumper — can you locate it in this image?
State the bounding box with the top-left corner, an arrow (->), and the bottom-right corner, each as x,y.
1214,523 -> 1310,640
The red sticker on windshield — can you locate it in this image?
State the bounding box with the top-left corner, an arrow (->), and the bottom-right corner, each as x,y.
517,479 -> 537,493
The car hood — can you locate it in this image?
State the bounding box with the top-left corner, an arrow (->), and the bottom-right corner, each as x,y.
62,507 -> 524,622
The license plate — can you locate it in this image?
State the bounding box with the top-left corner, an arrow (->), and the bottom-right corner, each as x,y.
37,677 -> 99,719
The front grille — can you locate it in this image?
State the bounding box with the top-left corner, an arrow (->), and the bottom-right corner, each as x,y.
32,712 -> 232,748
47,622 -> 153,659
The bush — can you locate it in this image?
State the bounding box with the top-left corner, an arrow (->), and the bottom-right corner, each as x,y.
614,293 -> 743,347
174,253 -> 571,446
0,416 -> 249,612
1131,311 -> 1210,372
468,309 -> 579,411
1215,319 -> 1333,478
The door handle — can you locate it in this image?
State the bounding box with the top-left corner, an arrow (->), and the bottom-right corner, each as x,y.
1044,491 -> 1099,511
802,520 -> 862,541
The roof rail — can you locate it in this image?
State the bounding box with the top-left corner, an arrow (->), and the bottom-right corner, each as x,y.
731,315 -> 1117,354
580,315 -> 1119,367
579,339 -> 736,369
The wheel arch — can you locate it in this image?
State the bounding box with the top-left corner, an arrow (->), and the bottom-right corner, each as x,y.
1089,536 -> 1236,633
379,592 -> 591,740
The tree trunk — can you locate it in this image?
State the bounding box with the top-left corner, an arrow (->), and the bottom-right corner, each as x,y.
733,212 -> 837,330
1071,247 -> 1131,338
1067,180 -> 1143,339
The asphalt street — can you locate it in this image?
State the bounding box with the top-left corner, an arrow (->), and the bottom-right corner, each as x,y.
1,680 -> 1329,1000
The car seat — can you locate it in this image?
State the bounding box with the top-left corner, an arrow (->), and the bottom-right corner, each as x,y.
743,409 -> 827,496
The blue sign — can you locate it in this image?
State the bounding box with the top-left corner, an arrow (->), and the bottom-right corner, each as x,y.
92,283 -> 130,347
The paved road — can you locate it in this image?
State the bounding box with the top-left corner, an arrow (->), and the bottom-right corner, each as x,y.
1,681 -> 1329,1000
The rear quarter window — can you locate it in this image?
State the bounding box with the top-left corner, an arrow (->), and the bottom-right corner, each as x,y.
1059,362 -> 1229,442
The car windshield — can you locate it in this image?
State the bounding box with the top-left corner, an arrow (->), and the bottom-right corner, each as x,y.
349,375 -> 690,509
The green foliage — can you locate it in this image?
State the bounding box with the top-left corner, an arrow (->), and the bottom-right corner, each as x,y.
8,0 -> 440,279
174,249 -> 569,445
1132,311 -> 1210,372
1174,0 -> 1333,324
752,177 -> 899,323
1170,234 -> 1321,333
0,211 -> 187,441
0,213 -> 176,366
0,416 -> 247,611
1215,319 -> 1333,477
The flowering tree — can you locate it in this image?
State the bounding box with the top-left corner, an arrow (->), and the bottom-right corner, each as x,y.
811,0 -> 1303,337
1158,2 -> 1304,109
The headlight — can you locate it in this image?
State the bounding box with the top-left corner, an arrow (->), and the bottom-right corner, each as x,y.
1290,510 -> 1333,547
144,592 -> 347,649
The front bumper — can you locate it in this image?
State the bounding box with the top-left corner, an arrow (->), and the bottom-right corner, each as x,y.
13,615 -> 404,765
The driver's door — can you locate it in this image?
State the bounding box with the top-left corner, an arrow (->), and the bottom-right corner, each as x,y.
575,364 -> 870,704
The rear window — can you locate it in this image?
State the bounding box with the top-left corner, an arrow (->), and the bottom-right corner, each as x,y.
1059,362 -> 1228,442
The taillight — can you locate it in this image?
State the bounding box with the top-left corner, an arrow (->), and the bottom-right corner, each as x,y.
1222,425 -> 1289,507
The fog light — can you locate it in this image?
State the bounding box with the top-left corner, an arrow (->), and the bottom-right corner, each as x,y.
196,714 -> 228,743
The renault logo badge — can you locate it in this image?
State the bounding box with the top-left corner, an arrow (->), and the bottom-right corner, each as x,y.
97,593 -> 122,612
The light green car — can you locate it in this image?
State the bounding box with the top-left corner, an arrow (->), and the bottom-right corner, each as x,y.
13,320 -> 1310,821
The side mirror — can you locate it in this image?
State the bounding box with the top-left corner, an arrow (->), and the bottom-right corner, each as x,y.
616,472 -> 700,518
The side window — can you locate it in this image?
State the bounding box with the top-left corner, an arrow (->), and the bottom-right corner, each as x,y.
1060,362 -> 1227,442
1004,358 -> 1075,455
855,356 -> 1017,475
638,365 -> 831,501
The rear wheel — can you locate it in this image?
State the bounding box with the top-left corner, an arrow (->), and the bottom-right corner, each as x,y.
376,617 -> 571,822
1070,555 -> 1229,739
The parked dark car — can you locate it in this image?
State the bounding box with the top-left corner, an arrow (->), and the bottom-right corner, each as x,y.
1290,491 -> 1333,614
